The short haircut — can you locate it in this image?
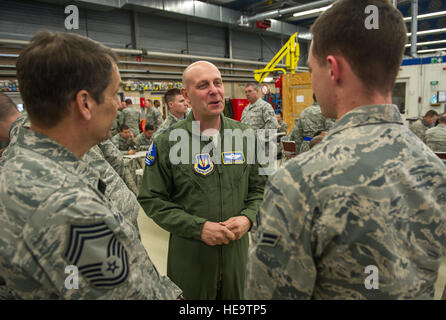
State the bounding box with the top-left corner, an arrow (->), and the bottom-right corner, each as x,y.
277,111 -> 283,118
0,93 -> 18,121
16,30 -> 118,128
313,93 -> 317,103
310,0 -> 407,95
164,88 -> 182,106
119,124 -> 130,132
245,83 -> 258,91
125,99 -> 133,106
425,110 -> 439,118
146,99 -> 152,103
438,113 -> 446,124
153,100 -> 160,107
145,123 -> 155,131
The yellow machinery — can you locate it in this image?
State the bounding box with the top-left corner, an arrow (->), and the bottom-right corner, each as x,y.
254,32 -> 300,83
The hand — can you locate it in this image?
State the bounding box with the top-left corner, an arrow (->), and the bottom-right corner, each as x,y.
130,132 -> 135,142
219,216 -> 251,240
128,149 -> 136,155
201,221 -> 235,246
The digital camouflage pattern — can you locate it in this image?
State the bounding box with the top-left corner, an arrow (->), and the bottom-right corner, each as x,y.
121,107 -> 141,137
97,139 -> 124,177
111,109 -> 123,137
241,98 -> 278,131
0,127 -> 181,299
153,113 -> 182,139
277,120 -> 288,156
246,104 -> 446,300
145,106 -> 163,129
409,118 -> 429,142
135,132 -> 153,152
111,133 -> 136,154
288,103 -> 335,155
425,124 -> 446,152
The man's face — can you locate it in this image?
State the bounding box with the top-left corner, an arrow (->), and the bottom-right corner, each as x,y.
426,115 -> 438,126
169,94 -> 188,116
144,129 -> 154,139
93,63 -> 121,141
308,42 -> 336,119
119,101 -> 126,110
146,100 -> 152,108
120,129 -> 131,139
182,62 -> 225,119
275,113 -> 282,122
245,85 -> 259,104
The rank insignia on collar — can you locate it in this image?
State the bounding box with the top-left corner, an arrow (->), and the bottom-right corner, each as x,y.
145,143 -> 156,166
222,151 -> 245,164
194,153 -> 214,176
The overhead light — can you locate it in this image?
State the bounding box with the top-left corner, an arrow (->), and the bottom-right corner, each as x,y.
417,48 -> 446,54
407,28 -> 446,37
292,5 -> 332,19
263,77 -> 274,83
404,10 -> 446,22
405,39 -> 446,47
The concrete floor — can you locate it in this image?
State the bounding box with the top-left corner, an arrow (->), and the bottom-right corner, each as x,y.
136,206 -> 446,299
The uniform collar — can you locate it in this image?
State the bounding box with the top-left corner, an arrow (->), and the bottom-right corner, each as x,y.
327,104 -> 403,137
16,127 -> 99,183
184,111 -> 227,138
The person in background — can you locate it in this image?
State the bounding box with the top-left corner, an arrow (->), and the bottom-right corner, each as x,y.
135,123 -> 156,151
0,92 -> 20,156
246,0 -> 445,300
111,100 -> 127,136
121,98 -> 141,137
275,111 -> 288,160
154,88 -> 188,138
288,93 -> 335,155
409,109 -> 439,142
145,98 -> 164,128
111,124 -> 137,155
425,113 -> 446,152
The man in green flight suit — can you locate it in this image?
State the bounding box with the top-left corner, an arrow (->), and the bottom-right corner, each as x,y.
138,61 -> 267,299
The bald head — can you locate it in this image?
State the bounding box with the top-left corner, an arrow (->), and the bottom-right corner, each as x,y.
182,61 -> 221,89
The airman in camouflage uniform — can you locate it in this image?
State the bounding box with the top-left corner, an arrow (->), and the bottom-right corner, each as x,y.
135,124 -> 156,151
111,101 -> 126,137
145,104 -> 164,129
111,130 -> 136,155
245,0 -> 446,300
153,88 -> 187,140
425,113 -> 446,152
409,110 -> 438,142
0,31 -> 181,299
121,103 -> 141,137
241,84 -> 278,156
288,100 -> 335,155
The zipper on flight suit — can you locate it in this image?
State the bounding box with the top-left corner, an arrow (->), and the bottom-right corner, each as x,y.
216,163 -> 223,295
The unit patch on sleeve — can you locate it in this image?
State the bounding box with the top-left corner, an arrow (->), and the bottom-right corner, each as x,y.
193,153 -> 214,176
145,143 -> 156,166
64,222 -> 129,289
222,151 -> 245,164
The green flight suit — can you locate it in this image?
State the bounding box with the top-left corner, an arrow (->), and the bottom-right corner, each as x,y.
138,112 -> 267,299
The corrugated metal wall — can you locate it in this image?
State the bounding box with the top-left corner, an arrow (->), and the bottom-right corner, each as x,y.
0,0 -> 298,62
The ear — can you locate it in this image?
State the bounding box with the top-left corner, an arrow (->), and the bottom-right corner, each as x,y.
74,90 -> 93,121
326,55 -> 341,83
181,87 -> 189,100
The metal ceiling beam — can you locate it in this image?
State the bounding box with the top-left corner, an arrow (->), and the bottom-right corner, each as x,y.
410,0 -> 418,57
239,0 -> 335,24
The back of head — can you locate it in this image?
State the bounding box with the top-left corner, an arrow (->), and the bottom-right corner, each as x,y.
424,110 -> 439,118
438,113 -> 446,124
16,31 -> 118,128
125,98 -> 133,106
310,0 -> 407,95
0,93 -> 18,121
164,88 -> 181,106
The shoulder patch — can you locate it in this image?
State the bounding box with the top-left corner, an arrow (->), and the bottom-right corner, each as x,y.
64,222 -> 129,288
145,143 -> 156,166
257,231 -> 280,247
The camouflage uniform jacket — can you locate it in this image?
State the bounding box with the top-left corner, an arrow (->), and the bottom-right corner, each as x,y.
245,104 -> 446,299
0,128 -> 181,299
409,118 -> 429,142
145,106 -> 164,129
153,113 -> 183,139
97,139 -> 124,177
241,98 -> 278,132
135,133 -> 153,152
111,109 -> 123,137
111,133 -> 136,154
288,103 -> 335,155
425,123 -> 446,152
122,107 -> 141,137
